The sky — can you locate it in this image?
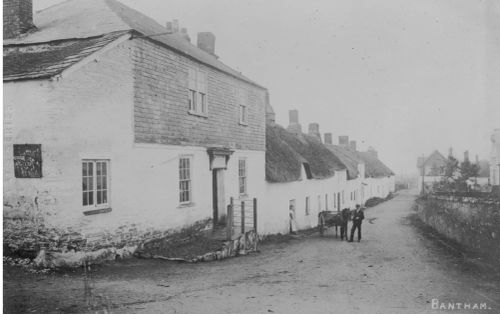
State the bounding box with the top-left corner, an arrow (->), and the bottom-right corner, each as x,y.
35,0 -> 500,175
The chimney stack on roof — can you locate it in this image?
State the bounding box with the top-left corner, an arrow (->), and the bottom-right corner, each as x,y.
3,0 -> 35,39
173,19 -> 179,32
349,140 -> 357,151
464,150 -> 469,162
308,123 -> 321,142
197,32 -> 217,57
449,147 -> 453,157
166,20 -> 190,41
180,27 -> 191,42
287,110 -> 302,135
324,133 -> 333,145
339,136 -> 349,147
367,147 -> 378,158
265,91 -> 275,124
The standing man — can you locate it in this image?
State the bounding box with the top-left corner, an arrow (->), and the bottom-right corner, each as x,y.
349,205 -> 364,242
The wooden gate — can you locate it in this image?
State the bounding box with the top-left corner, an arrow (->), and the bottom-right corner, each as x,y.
226,197 -> 257,240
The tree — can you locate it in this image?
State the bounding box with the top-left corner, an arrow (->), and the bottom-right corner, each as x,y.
433,154 -> 480,193
459,159 -> 480,182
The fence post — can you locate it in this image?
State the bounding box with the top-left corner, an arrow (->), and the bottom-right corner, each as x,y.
253,198 -> 257,234
241,201 -> 245,235
227,197 -> 234,240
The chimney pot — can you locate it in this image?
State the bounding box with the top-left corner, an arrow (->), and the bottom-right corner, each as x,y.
324,133 -> 333,145
197,32 -> 216,56
3,0 -> 35,39
339,136 -> 349,147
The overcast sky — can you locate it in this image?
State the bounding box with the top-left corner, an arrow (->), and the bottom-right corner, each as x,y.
36,0 -> 500,175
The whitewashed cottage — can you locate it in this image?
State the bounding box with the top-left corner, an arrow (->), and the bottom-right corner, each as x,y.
3,0 -> 267,249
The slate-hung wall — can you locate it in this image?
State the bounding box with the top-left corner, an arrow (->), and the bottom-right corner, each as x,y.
132,38 -> 266,151
3,0 -> 33,39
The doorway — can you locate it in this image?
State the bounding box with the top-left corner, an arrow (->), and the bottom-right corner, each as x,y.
212,169 -> 226,226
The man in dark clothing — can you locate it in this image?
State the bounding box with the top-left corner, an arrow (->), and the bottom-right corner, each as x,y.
340,208 -> 350,241
349,205 -> 365,242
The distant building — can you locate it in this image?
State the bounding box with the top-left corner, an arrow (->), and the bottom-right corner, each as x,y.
265,111 -> 348,233
264,108 -> 395,234
417,150 -> 447,193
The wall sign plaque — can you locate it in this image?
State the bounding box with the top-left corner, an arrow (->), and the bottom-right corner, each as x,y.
13,144 -> 42,178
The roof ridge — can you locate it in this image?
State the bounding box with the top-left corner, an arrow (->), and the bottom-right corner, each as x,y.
3,30 -> 130,48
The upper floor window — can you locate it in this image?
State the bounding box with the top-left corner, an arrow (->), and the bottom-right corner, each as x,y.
238,158 -> 247,195
179,157 -> 192,204
188,67 -> 207,116
317,195 -> 322,211
239,105 -> 248,125
325,194 -> 329,210
82,160 -> 109,209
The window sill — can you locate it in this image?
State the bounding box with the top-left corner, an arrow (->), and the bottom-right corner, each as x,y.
188,110 -> 208,118
177,202 -> 196,209
238,121 -> 249,126
83,207 -> 112,216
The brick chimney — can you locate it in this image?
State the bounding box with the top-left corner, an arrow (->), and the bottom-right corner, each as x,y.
324,133 -> 333,145
349,140 -> 357,151
308,123 -> 321,142
3,0 -> 35,39
464,150 -> 469,162
287,110 -> 302,135
448,147 -> 453,157
339,136 -> 349,147
197,32 -> 216,57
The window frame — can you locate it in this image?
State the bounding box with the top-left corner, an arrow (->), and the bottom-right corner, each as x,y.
82,159 -> 110,210
239,104 -> 248,126
179,156 -> 193,205
187,67 -> 208,117
238,158 -> 247,196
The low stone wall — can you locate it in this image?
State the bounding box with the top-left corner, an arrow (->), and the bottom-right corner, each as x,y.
415,195 -> 500,262
3,207 -> 214,268
192,230 -> 258,263
135,229 -> 258,263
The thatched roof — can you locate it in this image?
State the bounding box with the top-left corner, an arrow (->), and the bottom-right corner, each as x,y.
266,124 -> 346,183
325,145 -> 361,180
357,151 -> 395,178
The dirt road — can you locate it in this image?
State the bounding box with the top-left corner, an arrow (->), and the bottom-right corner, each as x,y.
4,190 -> 500,313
